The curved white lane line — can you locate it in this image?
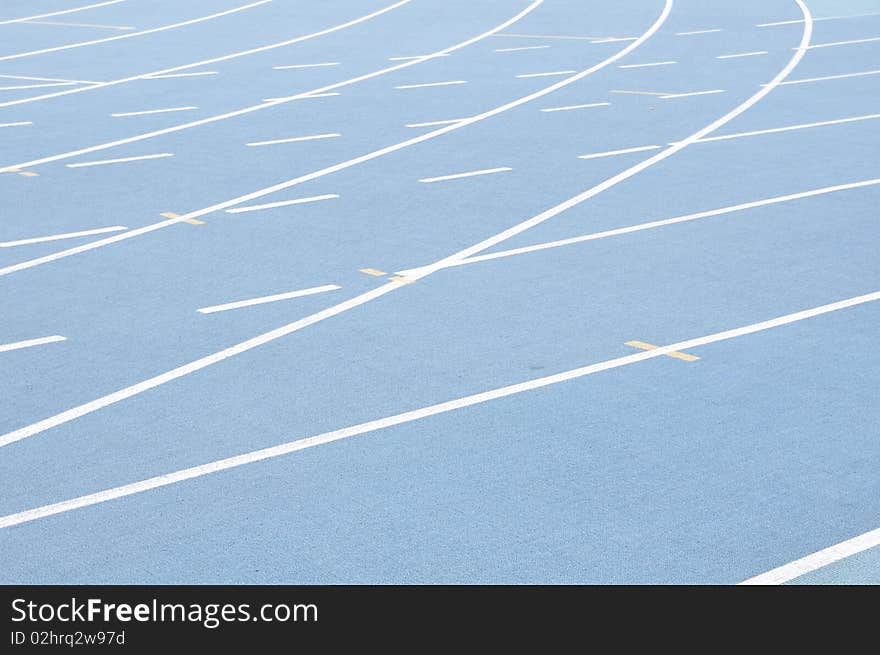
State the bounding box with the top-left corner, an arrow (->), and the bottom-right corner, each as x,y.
2,288 -> 878,529
405,0 -> 813,279
0,1 -> 272,62
740,525 -> 880,584
0,0 -> 671,445
0,1 -> 412,110
3,0 -> 530,171
0,0 -> 125,26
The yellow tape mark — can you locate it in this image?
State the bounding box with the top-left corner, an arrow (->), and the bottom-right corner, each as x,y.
19,171 -> 39,177
162,211 -> 204,225
359,268 -> 387,276
2,167 -> 22,173
388,276 -> 415,284
625,340 -> 700,362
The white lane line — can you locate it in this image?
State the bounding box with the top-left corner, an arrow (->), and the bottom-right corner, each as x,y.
273,62 -> 340,70
0,0 -> 662,278
0,121 -> 31,128
0,82 -> 77,90
675,28 -> 722,35
394,80 -> 467,89
388,53 -> 450,61
660,89 -> 725,98
716,51 -> 768,59
802,36 -> 880,49
198,285 -> 341,314
399,0 -> 812,282
225,194 -> 339,213
515,70 -> 575,78
2,288 -> 876,527
776,69 -> 880,85
0,226 -> 128,247
262,92 -> 340,101
0,1 -> 272,62
591,37 -> 638,43
541,102 -> 610,112
0,73 -> 100,84
0,0 -> 410,110
618,60 -> 676,68
0,1 -> 125,26
419,167 -> 512,183
246,133 -> 340,147
685,113 -> 880,144
66,153 -> 173,168
22,20 -> 133,30
1,1 -> 534,170
578,145 -> 662,159
494,45 -> 550,52
144,71 -> 218,79
445,178 -> 880,268
110,106 -> 197,117
740,526 -> 880,585
758,12 -> 880,27
405,118 -> 465,128
0,336 -> 66,354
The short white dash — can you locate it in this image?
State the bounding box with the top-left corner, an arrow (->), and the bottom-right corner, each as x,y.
66,153 -> 174,168
197,284 -> 341,314
272,62 -> 340,70
145,71 -> 218,79
246,133 -> 340,147
716,51 -> 768,59
0,121 -> 32,128
225,194 -> 339,213
494,45 -> 550,52
590,36 -> 638,43
0,82 -> 77,90
618,60 -> 677,69
541,102 -> 610,112
515,70 -> 575,78
0,336 -> 66,354
419,167 -> 512,183
0,226 -> 128,247
394,80 -> 467,89
405,118 -> 465,128
388,54 -> 450,61
578,145 -> 662,159
660,89 -> 725,98
675,28 -> 723,35
111,106 -> 197,117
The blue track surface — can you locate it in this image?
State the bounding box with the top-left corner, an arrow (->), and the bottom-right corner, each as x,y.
1,0 -> 878,584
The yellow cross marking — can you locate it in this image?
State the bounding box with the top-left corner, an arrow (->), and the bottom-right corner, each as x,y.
19,171 -> 39,177
162,211 -> 204,225
359,268 -> 387,276
388,276 -> 415,284
625,340 -> 700,362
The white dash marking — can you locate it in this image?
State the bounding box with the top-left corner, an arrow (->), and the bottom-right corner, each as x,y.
21,20 -> 133,30
0,73 -> 99,84
66,153 -> 173,168
515,70 -> 576,78
494,45 -> 550,52
0,336 -> 66,354
578,145 -> 662,159
198,284 -> 341,314
263,92 -> 340,101
0,82 -> 77,90
405,118 -> 465,128
775,69 -> 880,85
225,194 -> 339,213
272,62 -> 340,70
246,133 -> 340,147
618,60 -> 676,68
419,167 -> 512,183
0,226 -> 128,247
660,89 -> 725,98
111,106 -> 196,117
388,54 -> 450,61
716,51 -> 768,59
0,121 -> 32,128
541,102 -> 610,112
145,71 -> 218,79
0,1 -> 125,26
675,28 -> 722,35
394,80 -> 466,89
